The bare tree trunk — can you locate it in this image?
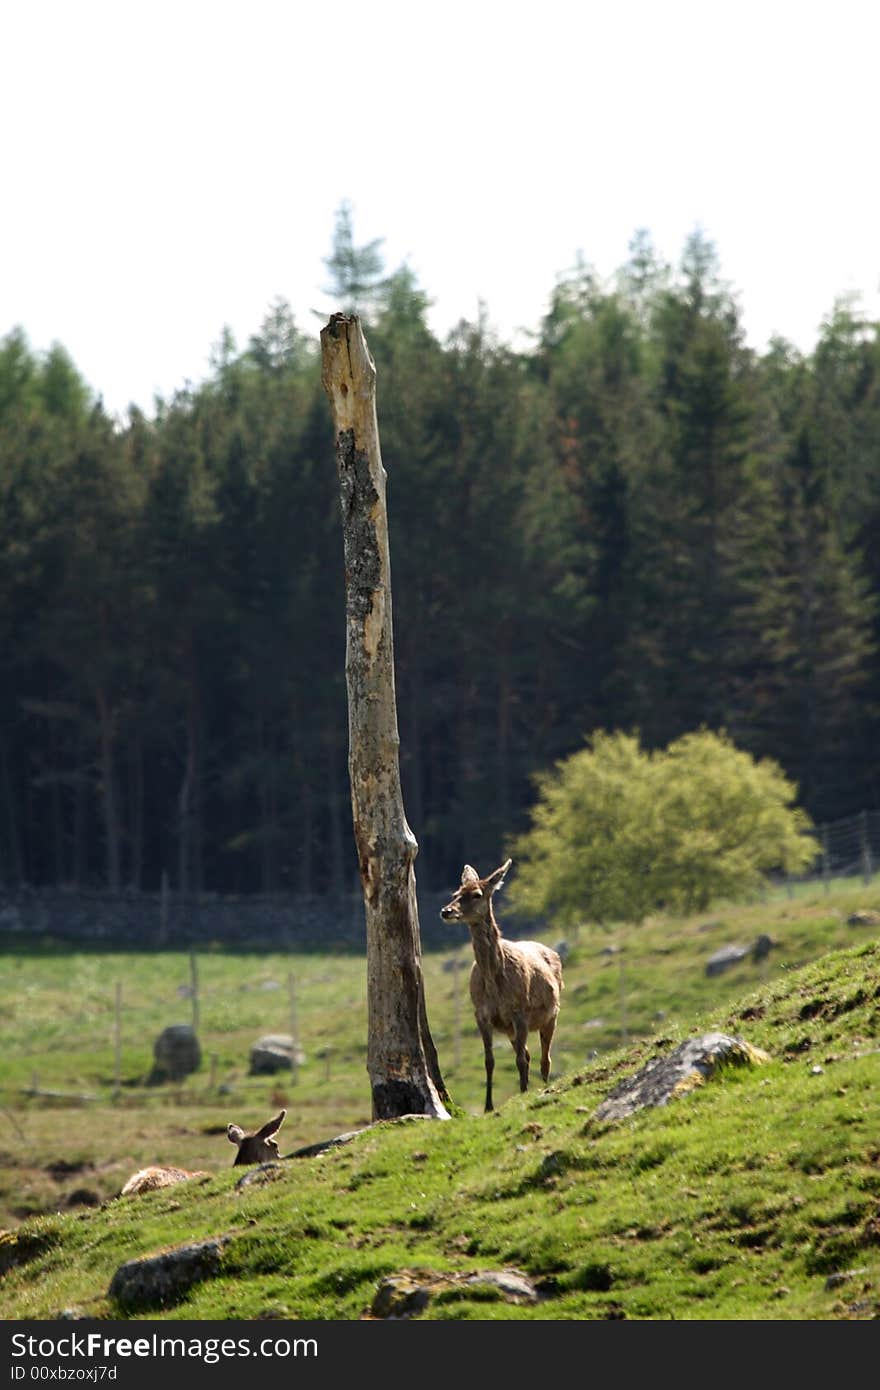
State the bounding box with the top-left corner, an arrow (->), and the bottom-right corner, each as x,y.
321,313 -> 449,1121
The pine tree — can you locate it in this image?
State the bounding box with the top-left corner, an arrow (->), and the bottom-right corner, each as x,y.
323,200 -> 386,320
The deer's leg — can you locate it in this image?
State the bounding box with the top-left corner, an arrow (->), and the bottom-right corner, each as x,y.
513,1018 -> 530,1093
539,1016 -> 557,1083
478,1020 -> 495,1113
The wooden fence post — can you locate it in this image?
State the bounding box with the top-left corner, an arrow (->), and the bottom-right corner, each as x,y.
113,981 -> 122,1101
860,810 -> 873,883
189,949 -> 199,1033
453,956 -> 462,1073
288,970 -> 299,1085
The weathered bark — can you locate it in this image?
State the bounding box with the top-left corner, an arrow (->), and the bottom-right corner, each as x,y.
321,313 -> 449,1121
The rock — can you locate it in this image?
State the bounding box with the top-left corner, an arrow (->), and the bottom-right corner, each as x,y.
705,945 -> 748,977
751,933 -> 776,962
249,1033 -> 305,1075
847,910 -> 880,927
825,1268 -> 867,1290
289,1129 -> 367,1159
467,1270 -> 537,1301
592,1032 -> 771,1123
369,1273 -> 432,1318
234,1163 -> 284,1191
369,1267 -> 539,1318
108,1236 -> 229,1310
149,1025 -> 201,1083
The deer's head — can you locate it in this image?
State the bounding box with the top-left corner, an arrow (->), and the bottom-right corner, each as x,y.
440,860 -> 511,926
227,1109 -> 287,1166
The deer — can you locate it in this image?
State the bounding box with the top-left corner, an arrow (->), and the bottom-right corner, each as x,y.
119,1109 -> 287,1196
441,859 -> 563,1113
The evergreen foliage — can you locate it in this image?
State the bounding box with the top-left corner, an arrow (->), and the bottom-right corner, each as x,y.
1,214 -> 878,898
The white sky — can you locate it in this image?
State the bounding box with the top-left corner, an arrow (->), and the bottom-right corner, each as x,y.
2,0 -> 879,420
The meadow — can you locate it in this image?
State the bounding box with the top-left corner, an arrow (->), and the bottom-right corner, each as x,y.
0,876 -> 878,1319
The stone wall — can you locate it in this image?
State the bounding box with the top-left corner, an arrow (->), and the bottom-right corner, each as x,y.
0,886 -> 513,952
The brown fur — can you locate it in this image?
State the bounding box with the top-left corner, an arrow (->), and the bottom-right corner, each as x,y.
119,1110 -> 286,1196
441,860 -> 563,1112
120,1164 -> 209,1196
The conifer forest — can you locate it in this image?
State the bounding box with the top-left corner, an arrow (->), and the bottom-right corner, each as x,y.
2,217 -> 878,898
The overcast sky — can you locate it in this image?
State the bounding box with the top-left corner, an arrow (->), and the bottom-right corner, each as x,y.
3,0 -> 878,419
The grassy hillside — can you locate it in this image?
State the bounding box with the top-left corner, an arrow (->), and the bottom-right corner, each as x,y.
0,880 -> 878,1319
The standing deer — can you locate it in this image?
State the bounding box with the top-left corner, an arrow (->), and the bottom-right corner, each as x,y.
441,860 -> 563,1113
120,1109 -> 287,1195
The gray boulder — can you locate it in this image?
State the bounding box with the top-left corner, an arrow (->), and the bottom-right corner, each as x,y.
249,1033 -> 305,1075
592,1031 -> 771,1124
150,1024 -> 201,1082
847,909 -> 880,927
705,944 -> 748,977
370,1268 -> 538,1318
109,1236 -> 229,1310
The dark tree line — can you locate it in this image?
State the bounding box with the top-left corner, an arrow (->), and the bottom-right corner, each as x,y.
1,213 -> 878,897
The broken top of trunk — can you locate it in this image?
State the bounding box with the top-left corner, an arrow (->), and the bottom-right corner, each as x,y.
321,313 -> 449,1122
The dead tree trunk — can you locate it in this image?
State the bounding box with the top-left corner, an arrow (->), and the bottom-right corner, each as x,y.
321,313 -> 449,1122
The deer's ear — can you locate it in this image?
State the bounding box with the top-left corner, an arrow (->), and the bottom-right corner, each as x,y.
227,1124 -> 246,1146
257,1110 -> 286,1140
461,865 -> 480,889
484,859 -> 512,895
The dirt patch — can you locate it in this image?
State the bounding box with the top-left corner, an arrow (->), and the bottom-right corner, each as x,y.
46,1159 -> 92,1181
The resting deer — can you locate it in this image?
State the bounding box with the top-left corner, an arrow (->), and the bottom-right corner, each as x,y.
120,1109 -> 287,1195
441,860 -> 563,1113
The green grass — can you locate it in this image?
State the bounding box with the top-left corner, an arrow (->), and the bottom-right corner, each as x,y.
0,879 -> 878,1319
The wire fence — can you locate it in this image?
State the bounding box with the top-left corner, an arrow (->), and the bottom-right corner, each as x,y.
783,808 -> 879,890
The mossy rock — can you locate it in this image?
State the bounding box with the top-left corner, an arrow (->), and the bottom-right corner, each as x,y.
108,1235 -> 230,1310
592,1031 -> 771,1123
